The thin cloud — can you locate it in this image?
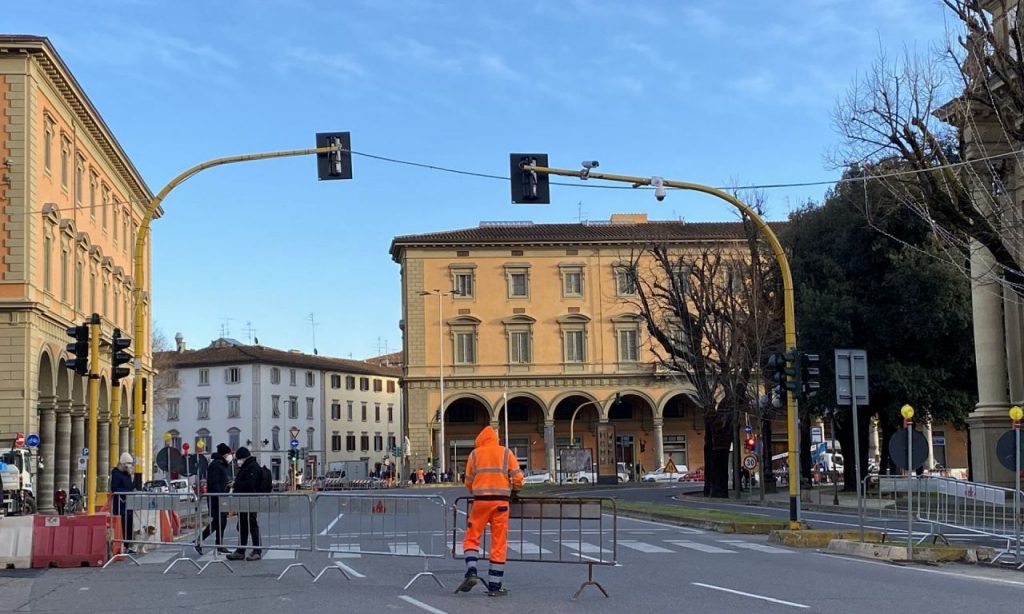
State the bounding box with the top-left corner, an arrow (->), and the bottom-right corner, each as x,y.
277,46 -> 365,79
378,36 -> 464,72
477,52 -> 522,81
613,37 -> 676,72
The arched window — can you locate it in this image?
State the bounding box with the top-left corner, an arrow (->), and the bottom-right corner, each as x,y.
227,427 -> 241,451
272,426 -> 281,451
195,428 -> 212,453
306,427 -> 315,450
168,429 -> 181,450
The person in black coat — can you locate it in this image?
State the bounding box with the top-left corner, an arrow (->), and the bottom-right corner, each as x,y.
195,443 -> 233,555
226,447 -> 262,561
111,453 -> 136,554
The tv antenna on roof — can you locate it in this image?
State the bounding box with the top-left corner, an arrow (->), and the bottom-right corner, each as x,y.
308,313 -> 319,355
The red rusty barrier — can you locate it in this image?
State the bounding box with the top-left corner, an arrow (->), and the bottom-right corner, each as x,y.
31,514 -> 108,568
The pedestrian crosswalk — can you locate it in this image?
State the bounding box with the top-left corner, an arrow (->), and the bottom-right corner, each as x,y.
133,534 -> 794,565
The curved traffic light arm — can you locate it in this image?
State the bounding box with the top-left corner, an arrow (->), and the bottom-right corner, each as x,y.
522,162 -> 802,529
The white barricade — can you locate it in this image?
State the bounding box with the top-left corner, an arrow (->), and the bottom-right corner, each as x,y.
0,515 -> 34,569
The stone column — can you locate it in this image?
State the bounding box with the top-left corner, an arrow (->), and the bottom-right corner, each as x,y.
55,399 -> 72,495
966,243 -> 1012,485
924,420 -> 935,471
544,420 -> 556,476
1005,289 -> 1024,404
97,418 -> 110,494
652,420 -> 665,470
120,424 -> 130,460
37,397 -> 57,514
70,403 -> 85,489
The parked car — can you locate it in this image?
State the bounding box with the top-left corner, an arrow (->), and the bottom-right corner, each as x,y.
642,464 -> 689,482
169,478 -> 197,502
142,479 -> 169,493
523,470 -> 553,484
563,462 -> 630,484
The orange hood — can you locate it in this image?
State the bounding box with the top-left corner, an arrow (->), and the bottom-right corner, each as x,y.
475,426 -> 499,448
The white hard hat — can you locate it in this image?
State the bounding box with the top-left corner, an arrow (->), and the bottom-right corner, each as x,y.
119,452 -> 134,465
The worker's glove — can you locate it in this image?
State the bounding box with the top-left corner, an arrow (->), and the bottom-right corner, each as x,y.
510,490 -> 521,502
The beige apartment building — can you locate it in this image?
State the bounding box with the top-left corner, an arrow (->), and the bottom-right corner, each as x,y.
0,36 -> 155,512
390,214 -> 768,479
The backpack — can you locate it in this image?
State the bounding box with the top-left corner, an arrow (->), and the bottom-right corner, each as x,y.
259,465 -> 273,493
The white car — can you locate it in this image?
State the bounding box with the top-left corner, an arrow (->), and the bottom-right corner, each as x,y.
642,464 -> 689,482
522,470 -> 553,484
169,478 -> 197,502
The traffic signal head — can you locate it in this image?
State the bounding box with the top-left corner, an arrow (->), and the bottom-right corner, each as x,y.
766,353 -> 787,387
745,436 -> 756,451
65,324 -> 89,376
509,153 -> 550,204
316,132 -> 352,180
111,328 -> 132,386
801,353 -> 820,399
783,350 -> 802,393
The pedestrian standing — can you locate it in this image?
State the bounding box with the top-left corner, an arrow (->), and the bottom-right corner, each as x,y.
110,452 -> 136,554
195,443 -> 232,555
416,467 -> 425,484
227,447 -> 262,561
456,426 -> 524,597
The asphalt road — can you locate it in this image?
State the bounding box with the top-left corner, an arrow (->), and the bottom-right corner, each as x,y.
3,486 -> 1023,613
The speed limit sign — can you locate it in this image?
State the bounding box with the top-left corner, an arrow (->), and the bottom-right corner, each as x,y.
742,454 -> 759,471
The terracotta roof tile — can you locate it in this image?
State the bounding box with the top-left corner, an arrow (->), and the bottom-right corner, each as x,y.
156,345 -> 402,378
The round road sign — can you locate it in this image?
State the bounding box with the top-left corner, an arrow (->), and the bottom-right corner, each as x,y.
742,454 -> 759,471
290,439 -> 300,449
26,434 -> 40,448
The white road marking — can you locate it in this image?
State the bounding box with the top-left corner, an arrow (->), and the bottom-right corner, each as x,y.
718,540 -> 793,554
319,512 -> 344,536
506,541 -> 552,554
620,540 -> 674,553
331,552 -> 362,559
389,542 -> 423,556
397,595 -> 447,614
665,540 -> 735,554
261,550 -> 295,560
137,550 -> 178,564
79,587 -> 89,591
335,561 -> 366,578
605,514 -> 703,534
327,543 -> 361,553
556,540 -> 603,553
691,582 -> 809,609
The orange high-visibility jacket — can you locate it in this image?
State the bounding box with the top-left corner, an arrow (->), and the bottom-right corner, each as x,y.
464,426 -> 524,500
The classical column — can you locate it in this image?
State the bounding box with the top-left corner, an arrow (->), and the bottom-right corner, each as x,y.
37,396 -> 57,514
120,424 -> 130,459
652,420 -> 664,470
55,399 -> 72,495
544,420 -> 556,476
966,243 -> 1013,485
70,403 -> 85,489
97,418 -> 110,494
1005,289 -> 1024,404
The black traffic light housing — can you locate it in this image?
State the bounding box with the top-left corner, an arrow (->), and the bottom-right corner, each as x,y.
111,328 -> 132,387
767,351 -> 802,394
316,132 -> 352,180
801,353 -> 820,400
509,153 -> 550,204
65,324 -> 89,376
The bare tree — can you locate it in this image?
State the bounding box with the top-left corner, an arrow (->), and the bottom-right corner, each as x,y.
834,1 -> 1024,294
629,215 -> 783,497
150,327 -> 178,419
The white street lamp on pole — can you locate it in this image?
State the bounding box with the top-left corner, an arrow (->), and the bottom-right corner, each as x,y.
420,288 -> 461,478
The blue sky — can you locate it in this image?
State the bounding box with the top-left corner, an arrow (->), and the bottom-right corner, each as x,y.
7,0 -> 954,359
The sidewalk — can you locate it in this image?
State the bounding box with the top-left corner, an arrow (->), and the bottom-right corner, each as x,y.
681,483 -> 899,516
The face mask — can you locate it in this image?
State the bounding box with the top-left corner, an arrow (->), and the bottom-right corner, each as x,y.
225,454 -> 233,463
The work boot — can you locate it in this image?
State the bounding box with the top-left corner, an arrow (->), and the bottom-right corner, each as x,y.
455,572 -> 481,593
216,547 -> 230,554
487,586 -> 509,597
193,540 -> 203,556
226,551 -> 245,561
246,551 -> 262,561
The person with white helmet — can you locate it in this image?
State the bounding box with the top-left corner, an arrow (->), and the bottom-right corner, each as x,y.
111,452 -> 137,554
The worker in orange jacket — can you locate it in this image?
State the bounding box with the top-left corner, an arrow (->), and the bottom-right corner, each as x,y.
456,425 -> 524,597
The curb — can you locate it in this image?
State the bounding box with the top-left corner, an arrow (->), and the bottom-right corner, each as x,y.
769,529 -> 884,548
615,509 -> 787,534
824,538 -> 995,563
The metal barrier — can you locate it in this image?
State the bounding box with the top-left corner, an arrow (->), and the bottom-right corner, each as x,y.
312,492 -> 448,587
103,491 -> 202,573
450,496 -> 617,599
211,492 -> 316,578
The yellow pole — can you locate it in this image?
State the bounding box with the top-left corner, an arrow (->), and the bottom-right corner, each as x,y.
526,164 -> 802,529
86,314 -> 100,515
110,382 -> 120,471
131,144 -> 342,484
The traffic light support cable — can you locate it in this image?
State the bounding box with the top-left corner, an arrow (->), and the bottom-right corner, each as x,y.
523,163 -> 803,529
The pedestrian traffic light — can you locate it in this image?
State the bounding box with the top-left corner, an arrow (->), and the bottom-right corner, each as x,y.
745,436 -> 756,451
316,132 -> 352,180
65,324 -> 89,376
509,153 -> 550,204
801,353 -> 820,400
111,328 -> 132,387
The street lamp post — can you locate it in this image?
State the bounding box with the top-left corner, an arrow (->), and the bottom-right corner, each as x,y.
420,289 -> 461,478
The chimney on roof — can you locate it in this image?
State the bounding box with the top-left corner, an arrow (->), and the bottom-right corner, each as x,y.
175,332 -> 185,353
610,213 -> 648,225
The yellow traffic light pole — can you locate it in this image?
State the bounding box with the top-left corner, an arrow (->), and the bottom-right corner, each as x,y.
131,144 -> 343,483
525,163 -> 802,528
86,314 -> 101,515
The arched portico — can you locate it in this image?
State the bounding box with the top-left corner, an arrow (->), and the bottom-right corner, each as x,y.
36,351 -> 57,513
495,392 -> 547,470
438,394 -> 490,478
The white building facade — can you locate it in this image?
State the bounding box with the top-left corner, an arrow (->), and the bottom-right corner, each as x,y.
153,338 -> 401,482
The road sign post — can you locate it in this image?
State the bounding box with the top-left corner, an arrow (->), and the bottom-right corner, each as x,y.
1011,406 -> 1023,565
835,349 -> 869,540
900,404 -> 915,561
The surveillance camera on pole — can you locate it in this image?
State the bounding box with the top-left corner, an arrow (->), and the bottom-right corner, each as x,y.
651,176 -> 666,201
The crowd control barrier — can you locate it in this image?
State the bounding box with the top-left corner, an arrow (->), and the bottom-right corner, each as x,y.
206,492 -> 315,578
451,496 -> 618,599
312,492 -> 448,588
104,492 -> 200,572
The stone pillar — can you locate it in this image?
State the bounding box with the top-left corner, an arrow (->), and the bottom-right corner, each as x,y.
120,425 -> 130,460
70,403 -> 85,489
653,420 -> 665,470
924,420 -> 935,471
966,243 -> 1013,485
544,420 -> 555,476
868,418 -> 880,465
97,419 -> 110,494
55,399 -> 72,495
1005,289 -> 1024,404
37,397 -> 57,514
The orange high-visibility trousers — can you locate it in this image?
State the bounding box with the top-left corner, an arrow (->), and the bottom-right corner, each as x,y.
462,499 -> 510,564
